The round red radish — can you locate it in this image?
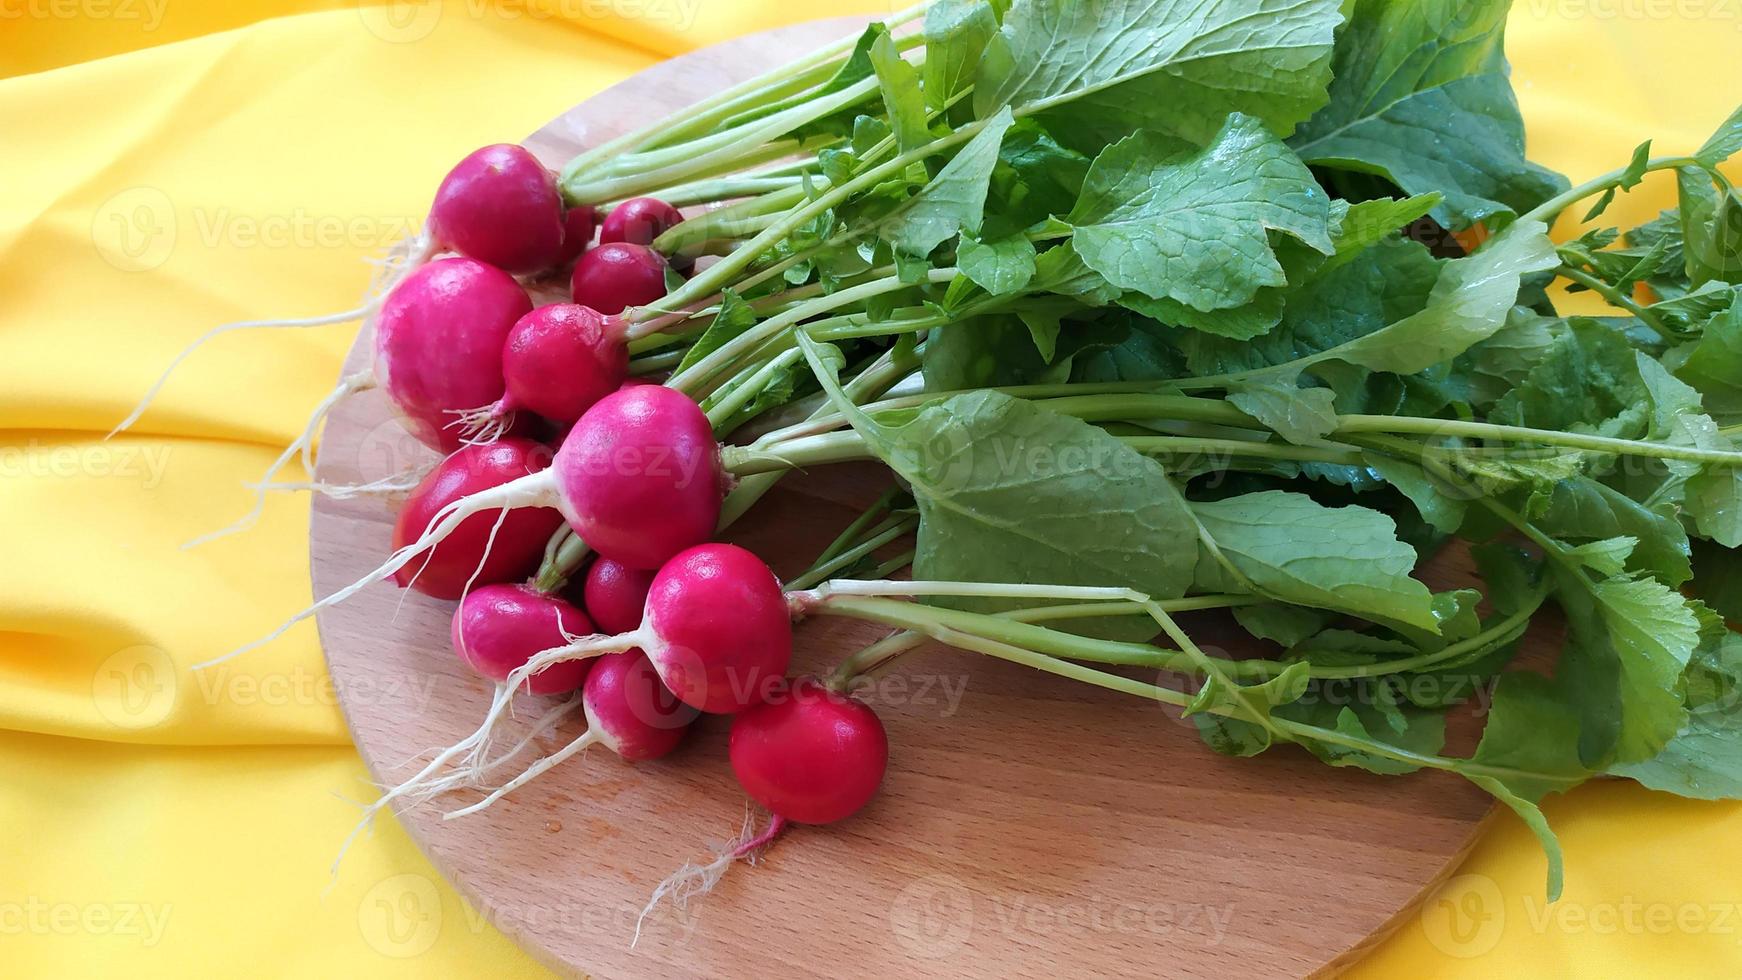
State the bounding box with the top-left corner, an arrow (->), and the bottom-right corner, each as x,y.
429,144 -> 566,276
392,439 -> 564,598
374,257 -> 531,452
600,197 -> 684,248
558,207 -> 599,265
729,678 -> 888,824
496,304 -> 628,425
583,557 -> 656,634
582,651 -> 697,760
640,543 -> 791,714
554,385 -> 722,570
451,584 -> 593,696
571,242 -> 671,315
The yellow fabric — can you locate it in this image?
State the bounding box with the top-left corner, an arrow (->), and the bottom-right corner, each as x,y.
1,2 -> 1737,975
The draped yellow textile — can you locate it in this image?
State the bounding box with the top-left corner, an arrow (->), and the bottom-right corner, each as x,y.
1,2 -> 1738,975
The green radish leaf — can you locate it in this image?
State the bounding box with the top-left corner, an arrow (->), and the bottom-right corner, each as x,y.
887,391 -> 1202,632
1289,0 -> 1567,229
1671,292 -> 1742,424
1187,661 -> 1313,757
923,0 -> 1000,115
1232,603 -> 1335,647
885,108 -> 1016,259
1277,699 -> 1449,776
1612,632 -> 1742,800
1190,490 -> 1440,631
1365,454 -> 1467,535
1069,115 -> 1334,314
1677,167 -> 1742,288
1026,240 -> 1122,304
1461,672 -> 1590,900
985,120 -> 1092,236
1323,194 -> 1443,273
976,0 -> 1341,153
1695,103 -> 1742,169
922,315 -> 1070,391
1226,381 -> 1339,445
1551,565 -> 1701,767
870,31 -> 928,154
1621,139 -> 1655,189
957,233 -> 1037,295
1318,220 -> 1557,375
1119,290 -> 1285,341
1530,477 -> 1691,586
673,289 -> 757,375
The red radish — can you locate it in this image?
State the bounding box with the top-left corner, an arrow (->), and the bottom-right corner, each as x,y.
558,207 -> 600,265
600,197 -> 685,248
583,557 -> 656,634
451,584 -> 594,696
392,439 -> 564,599
637,543 -> 793,712
493,543 -> 792,715
554,385 -> 723,569
572,242 -> 672,315
429,144 -> 567,276
218,388 -> 726,667
443,650 -> 697,820
483,304 -> 629,428
580,651 -> 697,760
636,676 -> 885,936
730,677 -> 889,824
374,257 -> 531,452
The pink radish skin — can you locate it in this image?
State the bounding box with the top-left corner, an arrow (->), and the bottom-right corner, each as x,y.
583,558 -> 657,635
600,197 -> 684,248
554,385 -> 723,570
729,677 -> 889,824
489,304 -> 628,426
391,439 -> 564,599
583,651 -> 697,760
571,242 -> 672,315
374,257 -> 531,452
638,543 -> 792,714
558,207 -> 600,265
430,144 -> 567,276
451,585 -> 594,696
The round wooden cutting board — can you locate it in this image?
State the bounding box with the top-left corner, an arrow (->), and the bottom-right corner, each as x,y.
313,18 -> 1498,979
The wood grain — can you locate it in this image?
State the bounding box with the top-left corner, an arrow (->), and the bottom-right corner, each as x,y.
313,19 -> 1496,979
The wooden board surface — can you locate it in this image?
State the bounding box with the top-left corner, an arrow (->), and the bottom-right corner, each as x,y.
313,19 -> 1498,979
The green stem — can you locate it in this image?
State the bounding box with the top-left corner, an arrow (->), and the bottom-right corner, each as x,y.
1337,414 -> 1742,466
785,519 -> 917,592
532,530 -> 592,594
669,269 -> 956,396
1557,264 -> 1671,339
816,486 -> 903,566
1521,155 -> 1705,226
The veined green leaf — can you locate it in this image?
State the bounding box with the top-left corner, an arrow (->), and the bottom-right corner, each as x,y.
1321,221 -> 1557,375
975,0 -> 1341,152
1226,381 -> 1339,445
870,32 -> 928,153
1613,632 -> 1742,800
1191,490 -> 1440,630
1289,0 -> 1567,229
886,108 -> 1016,258
1069,114 -> 1335,313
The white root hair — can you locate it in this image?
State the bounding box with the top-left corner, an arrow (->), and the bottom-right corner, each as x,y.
109,231 -> 435,440
633,811 -> 785,948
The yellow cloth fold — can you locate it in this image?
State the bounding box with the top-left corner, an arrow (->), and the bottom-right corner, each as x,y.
1,2 -> 1737,975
